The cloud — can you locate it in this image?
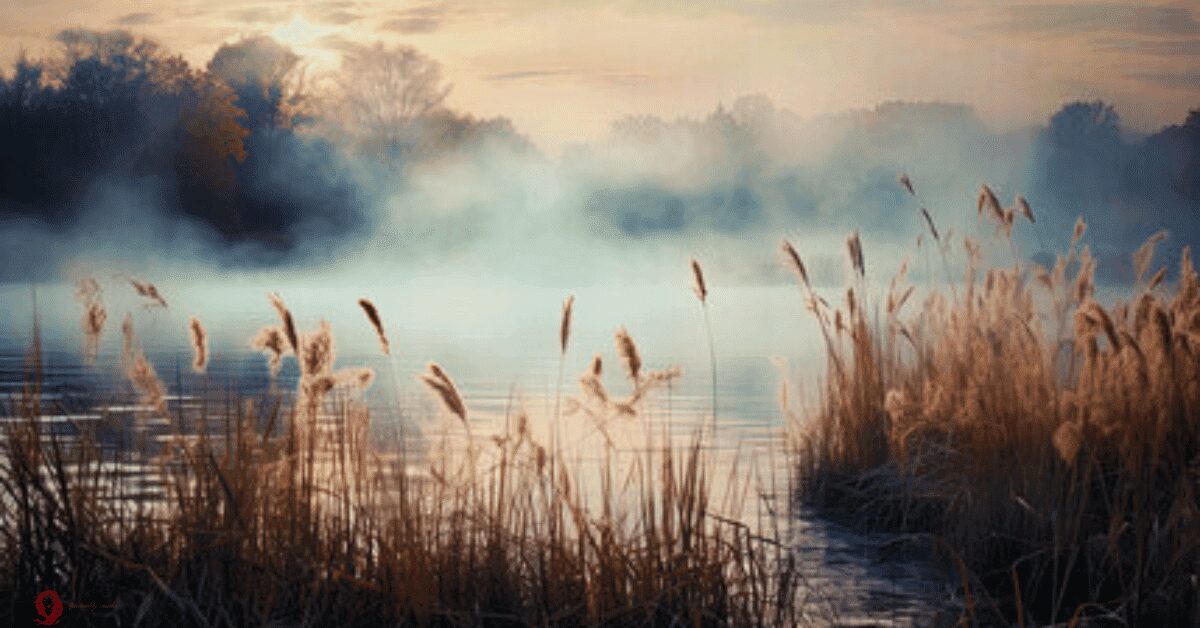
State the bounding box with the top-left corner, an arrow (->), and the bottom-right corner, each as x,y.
485,67 -> 653,87
485,68 -> 574,82
1126,70 -> 1200,89
229,7 -> 291,25
1100,38 -> 1200,57
115,12 -> 158,26
380,4 -> 448,34
994,3 -> 1200,37
318,10 -> 360,26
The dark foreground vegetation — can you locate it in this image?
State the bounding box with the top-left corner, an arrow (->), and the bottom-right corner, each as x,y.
792,193 -> 1200,626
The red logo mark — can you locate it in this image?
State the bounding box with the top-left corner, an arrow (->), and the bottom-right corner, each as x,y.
34,589 -> 63,626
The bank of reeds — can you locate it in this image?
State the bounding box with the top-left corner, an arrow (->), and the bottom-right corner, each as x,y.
0,297 -> 801,626
791,198 -> 1200,625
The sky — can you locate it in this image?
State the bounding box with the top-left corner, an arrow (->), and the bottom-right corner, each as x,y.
1,0 -> 1198,147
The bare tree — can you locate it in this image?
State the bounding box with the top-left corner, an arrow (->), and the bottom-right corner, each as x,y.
326,43 -> 452,151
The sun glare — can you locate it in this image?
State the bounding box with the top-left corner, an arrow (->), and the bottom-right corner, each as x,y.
270,15 -> 330,47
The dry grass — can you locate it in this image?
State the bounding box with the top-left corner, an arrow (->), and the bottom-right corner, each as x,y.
792,190 -> 1200,625
0,291 -> 808,626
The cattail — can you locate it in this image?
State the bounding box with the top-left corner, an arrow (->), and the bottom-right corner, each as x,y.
559,294 -> 575,355
129,278 -> 167,308
358,298 -> 390,356
421,362 -> 467,423
780,240 -> 810,288
188,316 -> 207,374
589,353 -> 603,377
690,258 -> 707,304
920,208 -> 941,243
898,173 -> 916,196
846,231 -> 865,277
1133,230 -> 1169,284
614,327 -> 642,383
1015,195 -> 1035,224
250,326 -> 288,377
268,293 -> 299,356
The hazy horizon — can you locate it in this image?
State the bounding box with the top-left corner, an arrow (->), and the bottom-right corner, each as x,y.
2,1 -> 1199,148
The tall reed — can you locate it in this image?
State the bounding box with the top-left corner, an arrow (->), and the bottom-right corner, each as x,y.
792,196 -> 1200,625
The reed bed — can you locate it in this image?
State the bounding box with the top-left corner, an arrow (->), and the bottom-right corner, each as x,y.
0,291 -> 803,626
791,192 -> 1200,625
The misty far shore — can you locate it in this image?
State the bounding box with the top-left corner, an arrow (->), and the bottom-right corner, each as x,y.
0,29 -> 1198,284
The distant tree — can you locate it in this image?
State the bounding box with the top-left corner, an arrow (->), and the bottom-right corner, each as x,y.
325,43 -> 452,152
1036,100 -> 1129,210
1144,109 -> 1200,200
208,36 -> 306,131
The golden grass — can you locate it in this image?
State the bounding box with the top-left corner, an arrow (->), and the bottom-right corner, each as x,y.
792,189 -> 1200,625
0,291 -> 803,626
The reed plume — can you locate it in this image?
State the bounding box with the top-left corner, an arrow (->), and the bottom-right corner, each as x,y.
421,362 -> 467,423
559,294 -> 575,355
1015,195 -> 1035,224
690,257 -> 717,429
920,208 -> 941,243
119,313 -> 168,416
1072,216 -> 1087,247
690,258 -> 708,304
977,184 -> 1003,223
268,293 -> 299,356
75,277 -> 106,363
780,240 -> 810,289
250,326 -> 288,377
128,278 -> 167,308
846,231 -> 865,277
898,172 -> 916,196
188,316 -> 207,374
358,298 -> 389,356
128,353 -> 168,417
1133,230 -> 1169,284
300,320 -> 335,378
614,327 -> 642,383
121,312 -> 134,366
